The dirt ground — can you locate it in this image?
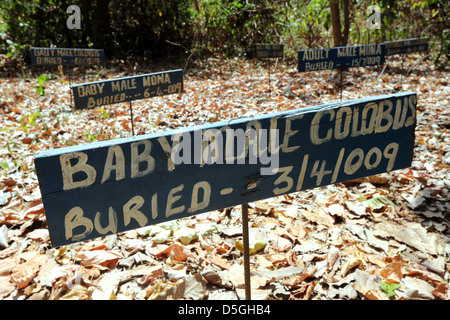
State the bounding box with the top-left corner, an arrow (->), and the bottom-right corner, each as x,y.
0,54 -> 449,300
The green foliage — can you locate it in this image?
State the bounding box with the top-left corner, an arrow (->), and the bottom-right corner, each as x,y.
103,0 -> 194,58
350,0 -> 448,67
379,281 -> 401,298
1,0 -> 80,58
83,131 -> 96,142
193,0 -> 281,57
0,0 -> 447,66
19,108 -> 41,133
0,0 -> 194,59
277,0 -> 331,55
35,74 -> 49,96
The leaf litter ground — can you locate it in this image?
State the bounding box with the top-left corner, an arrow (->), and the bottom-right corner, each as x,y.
0,54 -> 449,300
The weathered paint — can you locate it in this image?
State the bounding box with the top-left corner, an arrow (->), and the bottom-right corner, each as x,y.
71,69 -> 183,110
385,38 -> 429,56
298,44 -> 386,72
30,47 -> 104,66
255,44 -> 284,59
34,92 -> 417,246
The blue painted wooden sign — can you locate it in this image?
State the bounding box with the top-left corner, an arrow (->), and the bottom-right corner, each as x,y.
385,38 -> 429,56
255,44 -> 284,59
71,69 -> 183,110
34,92 -> 417,246
298,44 -> 386,72
30,47 -> 104,66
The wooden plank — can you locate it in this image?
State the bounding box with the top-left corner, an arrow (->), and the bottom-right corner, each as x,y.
71,69 -> 183,110
255,44 -> 284,59
385,38 -> 429,56
30,47 -> 104,66
34,92 -> 417,246
298,44 -> 385,72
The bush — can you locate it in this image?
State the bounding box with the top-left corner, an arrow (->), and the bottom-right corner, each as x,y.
0,0 -> 195,60
1,0 -> 447,67
1,1 -> 81,59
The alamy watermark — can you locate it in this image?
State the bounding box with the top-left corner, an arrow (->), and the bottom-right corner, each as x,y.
67,5 -> 81,30
367,5 -> 381,29
169,128 -> 280,175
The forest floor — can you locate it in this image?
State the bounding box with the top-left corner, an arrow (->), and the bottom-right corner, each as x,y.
0,54 -> 449,300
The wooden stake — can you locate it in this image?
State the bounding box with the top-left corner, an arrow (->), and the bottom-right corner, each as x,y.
241,203 -> 251,300
129,101 -> 135,136
401,56 -> 405,86
268,59 -> 271,97
68,67 -> 73,109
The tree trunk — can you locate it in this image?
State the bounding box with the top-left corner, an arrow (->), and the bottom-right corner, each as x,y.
330,0 -> 351,47
330,0 -> 342,47
342,0 -> 350,46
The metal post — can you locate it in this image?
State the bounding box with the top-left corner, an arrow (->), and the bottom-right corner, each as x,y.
401,56 -> 405,86
268,59 -> 270,96
129,101 -> 135,136
241,203 -> 251,300
68,67 -> 73,109
339,41 -> 344,101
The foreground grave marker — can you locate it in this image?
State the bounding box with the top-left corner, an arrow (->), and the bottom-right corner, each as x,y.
34,92 -> 417,247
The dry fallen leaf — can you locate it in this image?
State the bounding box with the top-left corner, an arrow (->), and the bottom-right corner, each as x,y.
11,252 -> 47,288
289,280 -> 318,300
0,55 -> 448,301
0,275 -> 16,298
380,262 -> 403,284
75,250 -> 122,268
169,243 -> 191,262
26,228 -> 50,242
0,257 -> 19,275
210,252 -> 232,270
340,255 -> 362,277
60,284 -> 89,300
0,197 -> 25,224
432,283 -> 450,300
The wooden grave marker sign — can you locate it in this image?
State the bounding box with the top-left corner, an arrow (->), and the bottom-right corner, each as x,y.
71,69 -> 183,135
384,38 -> 429,85
30,47 -> 105,66
254,44 -> 284,59
297,44 -> 386,72
254,44 -> 284,96
298,43 -> 386,100
384,38 -> 429,56
30,47 -> 105,109
34,92 -> 417,247
71,69 -> 183,110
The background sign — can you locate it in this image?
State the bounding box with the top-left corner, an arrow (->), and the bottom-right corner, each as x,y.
71,69 -> 183,110
35,92 -> 416,246
298,44 -> 386,72
385,38 -> 429,56
30,47 -> 104,66
254,44 -> 284,59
